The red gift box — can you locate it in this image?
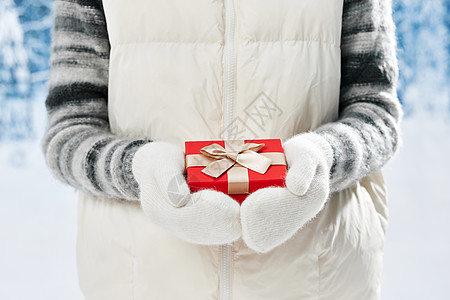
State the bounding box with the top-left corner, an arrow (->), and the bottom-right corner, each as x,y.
185,139 -> 287,204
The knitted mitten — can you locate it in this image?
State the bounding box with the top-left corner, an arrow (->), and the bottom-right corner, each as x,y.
240,133 -> 333,253
132,141 -> 241,245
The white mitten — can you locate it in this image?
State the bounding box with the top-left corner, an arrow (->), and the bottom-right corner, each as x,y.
240,133 -> 334,253
132,141 -> 242,245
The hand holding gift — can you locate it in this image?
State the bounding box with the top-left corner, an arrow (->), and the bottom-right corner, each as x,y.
132,141 -> 241,245
183,135 -> 333,253
240,133 -> 334,253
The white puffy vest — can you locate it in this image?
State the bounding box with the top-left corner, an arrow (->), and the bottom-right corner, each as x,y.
76,1 -> 389,299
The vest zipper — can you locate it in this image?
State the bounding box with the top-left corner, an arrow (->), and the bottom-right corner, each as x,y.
219,243 -> 233,300
223,0 -> 236,135
220,0 -> 236,300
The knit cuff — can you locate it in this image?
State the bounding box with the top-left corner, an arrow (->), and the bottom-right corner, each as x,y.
313,122 -> 365,193
114,139 -> 151,201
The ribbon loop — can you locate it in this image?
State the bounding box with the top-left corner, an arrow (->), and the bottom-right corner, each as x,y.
199,142 -> 272,178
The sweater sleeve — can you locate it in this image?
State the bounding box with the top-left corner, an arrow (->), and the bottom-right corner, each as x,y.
313,0 -> 404,192
41,0 -> 151,201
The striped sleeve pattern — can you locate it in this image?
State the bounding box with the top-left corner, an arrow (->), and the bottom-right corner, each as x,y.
40,0 -> 151,201
314,0 -> 404,193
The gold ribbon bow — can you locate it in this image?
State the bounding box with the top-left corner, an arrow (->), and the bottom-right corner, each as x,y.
199,141 -> 272,178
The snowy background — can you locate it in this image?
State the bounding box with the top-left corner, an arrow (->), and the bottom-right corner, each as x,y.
0,0 -> 449,299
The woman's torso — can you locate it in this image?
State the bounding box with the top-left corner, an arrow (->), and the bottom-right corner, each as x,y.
76,1 -> 389,299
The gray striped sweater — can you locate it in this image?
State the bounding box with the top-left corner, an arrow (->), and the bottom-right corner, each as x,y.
41,0 -> 403,201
